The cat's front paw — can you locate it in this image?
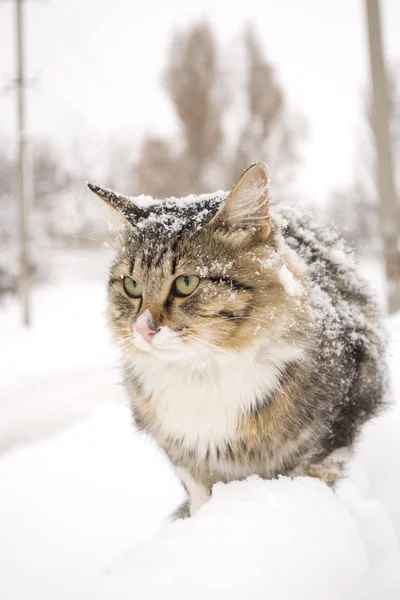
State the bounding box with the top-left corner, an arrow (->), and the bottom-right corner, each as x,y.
170,499 -> 191,521
189,490 -> 210,516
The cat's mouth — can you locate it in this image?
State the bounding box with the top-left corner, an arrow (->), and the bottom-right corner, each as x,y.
132,325 -> 191,362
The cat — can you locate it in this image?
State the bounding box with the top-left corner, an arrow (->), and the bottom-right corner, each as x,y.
88,163 -> 387,518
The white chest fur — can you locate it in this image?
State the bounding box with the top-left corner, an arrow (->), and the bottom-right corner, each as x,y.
131,340 -> 303,457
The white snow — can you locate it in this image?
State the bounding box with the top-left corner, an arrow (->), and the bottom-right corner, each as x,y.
0,255 -> 399,599
128,194 -> 157,210
132,190 -> 229,236
91,477 -> 400,600
278,264 -> 302,296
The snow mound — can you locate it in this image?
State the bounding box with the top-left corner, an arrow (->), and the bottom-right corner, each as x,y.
76,476 -> 400,600
0,283 -> 399,600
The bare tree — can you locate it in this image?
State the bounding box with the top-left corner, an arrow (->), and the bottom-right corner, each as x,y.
0,149 -> 18,295
135,137 -> 184,198
135,23 -> 304,199
325,184 -> 380,256
326,66 -> 400,261
232,29 -> 304,198
354,68 -> 400,212
135,23 -> 223,197
165,23 -> 223,193
0,140 -> 109,296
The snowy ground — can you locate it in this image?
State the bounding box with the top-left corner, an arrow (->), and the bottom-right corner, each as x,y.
0,251 -> 399,599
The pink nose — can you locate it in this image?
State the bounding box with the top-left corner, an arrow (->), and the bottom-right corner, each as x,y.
135,313 -> 158,343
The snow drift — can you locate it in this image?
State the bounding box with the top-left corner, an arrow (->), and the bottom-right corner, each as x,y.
74,476 -> 400,600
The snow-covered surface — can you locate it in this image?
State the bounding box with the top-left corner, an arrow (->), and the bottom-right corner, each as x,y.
0,253 -> 399,599
86,477 -> 400,600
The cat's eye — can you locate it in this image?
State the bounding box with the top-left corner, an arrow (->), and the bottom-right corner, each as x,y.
123,276 -> 142,298
174,275 -> 199,297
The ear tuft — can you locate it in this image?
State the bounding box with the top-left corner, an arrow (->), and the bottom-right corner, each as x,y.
87,182 -> 134,227
213,163 -> 270,240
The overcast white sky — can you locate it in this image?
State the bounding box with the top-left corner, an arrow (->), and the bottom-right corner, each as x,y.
1,0 -> 399,204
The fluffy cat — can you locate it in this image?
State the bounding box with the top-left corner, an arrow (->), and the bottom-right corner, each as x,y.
88,163 -> 387,518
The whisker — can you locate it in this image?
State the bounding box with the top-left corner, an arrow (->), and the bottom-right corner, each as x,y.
73,235 -> 117,251
116,334 -> 137,345
193,315 -> 274,330
183,344 -> 217,392
180,344 -> 197,372
190,335 -> 275,389
187,336 -> 242,384
192,316 -> 247,330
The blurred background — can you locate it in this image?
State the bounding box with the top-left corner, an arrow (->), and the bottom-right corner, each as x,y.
0,0 -> 400,321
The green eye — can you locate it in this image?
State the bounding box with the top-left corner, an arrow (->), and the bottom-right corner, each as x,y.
174,275 -> 199,297
123,276 -> 142,298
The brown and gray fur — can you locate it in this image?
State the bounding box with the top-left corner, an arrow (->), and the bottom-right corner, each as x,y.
88,163 -> 387,519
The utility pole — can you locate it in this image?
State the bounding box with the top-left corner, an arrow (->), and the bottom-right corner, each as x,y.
364,0 -> 400,313
2,0 -> 33,325
15,0 -> 31,326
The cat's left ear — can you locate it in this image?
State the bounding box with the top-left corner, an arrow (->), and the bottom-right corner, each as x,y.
212,163 -> 270,240
87,183 -> 136,228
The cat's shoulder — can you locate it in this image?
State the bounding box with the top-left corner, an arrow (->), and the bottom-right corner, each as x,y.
271,201 -> 355,271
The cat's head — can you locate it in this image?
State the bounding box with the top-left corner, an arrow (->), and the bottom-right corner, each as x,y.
88,164 -> 298,364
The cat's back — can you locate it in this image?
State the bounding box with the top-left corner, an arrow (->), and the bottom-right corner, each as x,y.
274,203 -> 362,292
272,202 -> 380,329
272,203 -> 386,447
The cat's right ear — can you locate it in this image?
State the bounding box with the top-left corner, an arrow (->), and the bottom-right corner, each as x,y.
87,183 -> 134,228
209,163 -> 271,241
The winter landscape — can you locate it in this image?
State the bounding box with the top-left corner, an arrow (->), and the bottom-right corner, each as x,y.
0,250 -> 400,600
1,1 -> 400,598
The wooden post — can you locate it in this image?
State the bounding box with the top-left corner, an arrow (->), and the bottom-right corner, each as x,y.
15,0 -> 31,326
364,0 -> 400,313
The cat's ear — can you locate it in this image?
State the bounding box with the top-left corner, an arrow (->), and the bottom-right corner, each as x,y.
87,183 -> 135,228
212,163 -> 270,240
